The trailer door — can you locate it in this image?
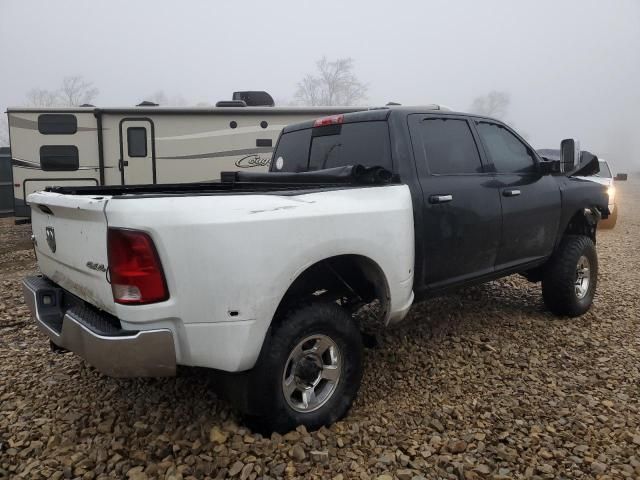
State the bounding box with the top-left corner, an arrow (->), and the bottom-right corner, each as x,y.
119,119 -> 155,184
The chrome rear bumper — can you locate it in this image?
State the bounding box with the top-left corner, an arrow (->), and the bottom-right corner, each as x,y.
23,276 -> 176,377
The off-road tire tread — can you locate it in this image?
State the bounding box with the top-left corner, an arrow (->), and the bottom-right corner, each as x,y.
245,301 -> 363,433
542,235 -> 597,317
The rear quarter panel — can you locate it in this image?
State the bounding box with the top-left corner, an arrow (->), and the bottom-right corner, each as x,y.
105,185 -> 415,370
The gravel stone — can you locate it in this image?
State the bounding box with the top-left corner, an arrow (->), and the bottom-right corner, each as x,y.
228,461 -> 244,477
396,468 -> 414,480
448,439 -> 467,453
290,443 -> 306,461
209,426 -> 227,445
2,181 -> 640,479
310,450 -> 329,464
591,461 -> 608,474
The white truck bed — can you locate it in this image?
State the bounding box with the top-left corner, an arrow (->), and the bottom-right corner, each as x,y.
26,184 -> 415,373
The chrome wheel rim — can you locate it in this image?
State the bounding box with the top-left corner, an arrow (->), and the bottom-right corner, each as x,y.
282,334 -> 342,413
575,255 -> 591,299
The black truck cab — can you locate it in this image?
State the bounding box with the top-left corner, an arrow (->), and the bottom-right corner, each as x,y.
271,107 -> 609,304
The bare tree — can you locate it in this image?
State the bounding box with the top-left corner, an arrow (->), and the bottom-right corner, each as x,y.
59,75 -> 99,106
145,90 -> 168,105
469,90 -> 510,119
26,88 -> 60,107
144,90 -> 187,106
295,57 -> 367,106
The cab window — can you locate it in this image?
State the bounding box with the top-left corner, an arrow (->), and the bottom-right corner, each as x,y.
272,121 -> 392,172
476,122 -> 536,174
308,122 -> 391,171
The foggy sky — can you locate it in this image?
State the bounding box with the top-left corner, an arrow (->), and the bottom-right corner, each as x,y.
1,0 -> 639,171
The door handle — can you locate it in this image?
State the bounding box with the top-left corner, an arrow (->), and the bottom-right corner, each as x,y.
429,194 -> 453,204
503,189 -> 521,197
118,159 -> 129,171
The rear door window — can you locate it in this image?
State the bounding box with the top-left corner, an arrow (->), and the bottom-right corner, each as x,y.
410,117 -> 483,174
272,121 -> 392,172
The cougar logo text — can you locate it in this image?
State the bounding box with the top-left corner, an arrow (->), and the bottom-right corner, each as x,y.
235,155 -> 271,168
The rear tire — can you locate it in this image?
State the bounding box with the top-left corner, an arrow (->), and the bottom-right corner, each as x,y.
599,205 -> 618,229
542,235 -> 598,317
245,302 -> 363,433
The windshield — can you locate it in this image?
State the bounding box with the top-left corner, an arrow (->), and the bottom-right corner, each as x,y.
594,161 -> 612,178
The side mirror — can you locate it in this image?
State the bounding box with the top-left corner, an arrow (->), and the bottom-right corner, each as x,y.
560,138 -> 580,173
615,173 -> 628,181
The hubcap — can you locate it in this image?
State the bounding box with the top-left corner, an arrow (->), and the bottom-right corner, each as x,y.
282,334 -> 342,413
575,255 -> 591,299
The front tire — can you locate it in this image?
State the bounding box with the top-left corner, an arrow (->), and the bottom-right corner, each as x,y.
542,235 -> 598,317
246,302 -> 363,433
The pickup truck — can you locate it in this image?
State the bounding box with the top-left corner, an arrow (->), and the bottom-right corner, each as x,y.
23,107 -> 609,432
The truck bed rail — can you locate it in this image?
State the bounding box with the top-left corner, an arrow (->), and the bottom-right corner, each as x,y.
45,165 -> 397,197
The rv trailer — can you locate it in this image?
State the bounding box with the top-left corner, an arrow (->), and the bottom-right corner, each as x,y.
7,91 -> 364,219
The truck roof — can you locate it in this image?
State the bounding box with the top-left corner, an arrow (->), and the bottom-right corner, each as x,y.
281,105 -> 500,133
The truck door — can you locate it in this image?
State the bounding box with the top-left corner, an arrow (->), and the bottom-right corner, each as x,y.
119,119 -> 155,184
408,114 -> 502,291
473,120 -> 561,270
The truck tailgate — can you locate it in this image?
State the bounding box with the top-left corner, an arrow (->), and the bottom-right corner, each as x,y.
28,191 -> 116,314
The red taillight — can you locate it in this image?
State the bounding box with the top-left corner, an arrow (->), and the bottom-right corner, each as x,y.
313,114 -> 344,127
107,228 -> 169,305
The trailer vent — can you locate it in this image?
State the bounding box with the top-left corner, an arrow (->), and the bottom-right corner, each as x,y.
232,91 -> 275,107
216,100 -> 247,107
137,100 -> 159,107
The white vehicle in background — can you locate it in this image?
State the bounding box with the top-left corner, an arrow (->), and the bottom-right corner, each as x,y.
578,159 -> 618,228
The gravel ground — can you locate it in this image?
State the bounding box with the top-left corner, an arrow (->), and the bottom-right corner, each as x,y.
1,180 -> 639,480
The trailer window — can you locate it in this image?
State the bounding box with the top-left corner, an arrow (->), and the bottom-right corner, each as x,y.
127,127 -> 147,157
38,114 -> 78,135
40,145 -> 79,171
